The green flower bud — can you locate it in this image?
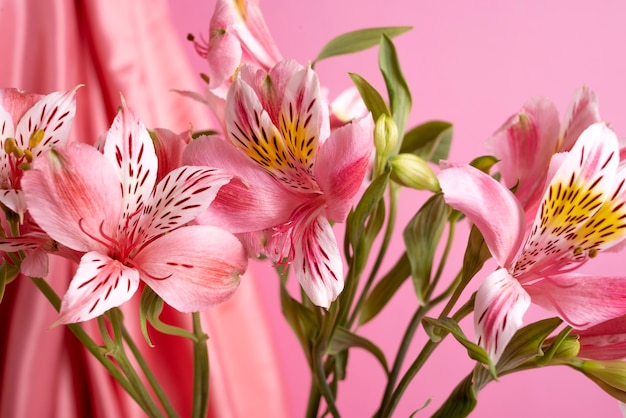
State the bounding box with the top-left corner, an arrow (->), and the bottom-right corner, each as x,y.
389,153 -> 440,192
570,359 -> 626,402
374,114 -> 398,159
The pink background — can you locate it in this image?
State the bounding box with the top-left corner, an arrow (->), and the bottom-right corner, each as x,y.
168,1 -> 626,416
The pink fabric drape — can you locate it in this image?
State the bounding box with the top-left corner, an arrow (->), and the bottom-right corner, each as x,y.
0,1 -> 288,417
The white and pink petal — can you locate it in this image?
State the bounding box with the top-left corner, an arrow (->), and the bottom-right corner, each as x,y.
292,214 -> 343,309
474,268 -> 531,363
56,252 -> 140,324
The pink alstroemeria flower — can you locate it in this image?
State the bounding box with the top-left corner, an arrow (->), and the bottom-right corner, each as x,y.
576,315 -> 626,361
439,123 -> 626,362
0,86 -> 79,219
183,60 -> 374,308
21,105 -> 247,323
487,86 -> 600,222
192,0 -> 282,93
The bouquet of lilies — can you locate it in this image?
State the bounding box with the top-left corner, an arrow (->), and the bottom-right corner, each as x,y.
3,0 -> 626,417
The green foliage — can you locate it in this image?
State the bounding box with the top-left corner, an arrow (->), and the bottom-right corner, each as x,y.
328,326 -> 389,374
379,35 -> 412,136
400,121 -> 453,163
314,26 -> 412,63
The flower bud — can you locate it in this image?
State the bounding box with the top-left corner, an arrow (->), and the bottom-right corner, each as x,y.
389,153 -> 440,192
550,337 -> 580,362
569,358 -> 626,402
374,114 -> 398,159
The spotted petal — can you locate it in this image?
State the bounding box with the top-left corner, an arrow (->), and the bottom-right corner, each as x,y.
136,225 -> 246,312
56,251 -> 140,324
292,213 -> 343,308
438,163 -> 525,268
102,105 -> 158,237
525,273 -> 626,330
516,123 -> 619,275
474,268 -> 531,363
140,166 -> 233,240
13,86 -> 79,158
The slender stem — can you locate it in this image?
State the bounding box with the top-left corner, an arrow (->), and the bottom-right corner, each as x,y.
122,326 -> 179,417
191,312 -> 209,418
376,304 -> 431,417
103,313 -> 164,418
378,297 -> 475,417
424,221 -> 456,301
312,343 -> 340,418
305,373 -> 322,418
29,277 -> 150,414
348,184 -> 400,328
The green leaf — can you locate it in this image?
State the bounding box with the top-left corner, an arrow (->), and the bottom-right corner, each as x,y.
349,73 -> 390,122
314,26 -> 412,63
379,34 -> 412,136
470,155 -> 499,173
422,317 -> 495,377
327,326 -> 389,374
403,194 -> 450,303
496,317 -> 563,373
430,373 -> 477,418
358,253 -> 412,325
400,121 -> 453,163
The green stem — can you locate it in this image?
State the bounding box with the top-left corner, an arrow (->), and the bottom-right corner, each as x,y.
312,342 -> 340,418
122,326 -> 179,417
378,297 -> 475,417
191,312 -> 209,418
424,220 -> 456,301
103,313 -> 164,418
376,304 -> 431,416
29,277 -> 147,414
347,184 -> 400,328
305,373 -> 322,418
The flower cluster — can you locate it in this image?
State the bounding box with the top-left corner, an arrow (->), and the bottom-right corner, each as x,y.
3,0 -> 626,417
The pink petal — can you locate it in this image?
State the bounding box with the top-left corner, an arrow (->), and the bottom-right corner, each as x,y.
560,86 -> 601,152
149,128 -> 191,181
140,165 -> 233,240
0,104 -> 15,181
184,135 -> 302,233
230,0 -> 283,69
576,315 -> 626,360
0,88 -> 42,127
474,268 -> 531,363
14,86 -> 79,158
22,144 -> 122,252
135,225 -> 246,312
524,273 -> 626,330
329,87 -> 369,128
207,27 -> 242,90
57,251 -> 140,324
315,115 -> 374,222
292,214 -> 343,308
486,97 -> 560,216
20,248 -> 48,278
438,164 -> 525,267
102,105 -> 158,234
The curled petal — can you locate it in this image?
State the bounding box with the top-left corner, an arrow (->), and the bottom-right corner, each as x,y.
438,164 -> 525,267
230,0 -> 282,69
136,226 -> 246,312
315,115 -> 374,222
292,214 -> 343,308
57,252 -> 140,324
0,189 -> 26,220
560,86 -> 601,152
525,273 -> 626,330
475,269 -> 531,363
486,97 -> 560,215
